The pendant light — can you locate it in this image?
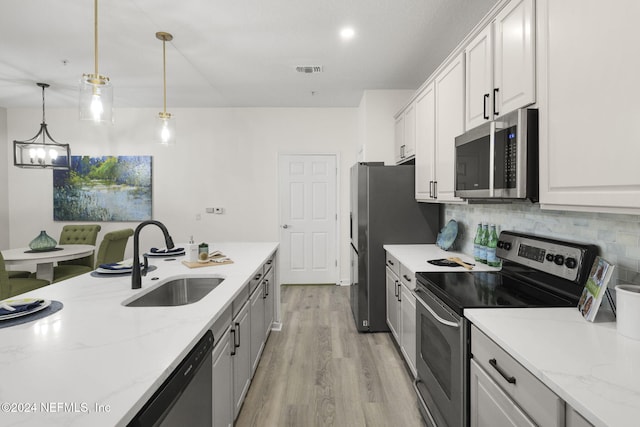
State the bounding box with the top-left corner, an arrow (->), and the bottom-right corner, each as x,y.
79,0 -> 113,123
156,31 -> 176,146
13,83 -> 71,170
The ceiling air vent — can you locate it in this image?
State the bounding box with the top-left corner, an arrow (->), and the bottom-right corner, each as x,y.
296,65 -> 323,74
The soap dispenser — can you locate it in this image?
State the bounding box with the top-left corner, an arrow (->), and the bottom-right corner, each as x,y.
186,236 -> 198,262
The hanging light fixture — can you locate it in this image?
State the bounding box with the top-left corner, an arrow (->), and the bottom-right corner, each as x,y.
79,0 -> 113,123
156,31 -> 176,145
13,83 -> 71,170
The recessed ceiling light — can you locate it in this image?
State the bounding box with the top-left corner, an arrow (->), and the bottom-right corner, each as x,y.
340,27 -> 355,40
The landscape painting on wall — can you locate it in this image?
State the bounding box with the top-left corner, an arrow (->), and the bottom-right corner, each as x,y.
53,156 -> 152,221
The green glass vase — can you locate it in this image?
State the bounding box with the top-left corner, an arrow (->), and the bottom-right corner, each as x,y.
29,230 -> 57,251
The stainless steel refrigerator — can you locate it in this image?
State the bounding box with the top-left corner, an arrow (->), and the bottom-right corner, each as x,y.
350,162 -> 440,332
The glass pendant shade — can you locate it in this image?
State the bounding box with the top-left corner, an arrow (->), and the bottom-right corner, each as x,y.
79,74 -> 113,123
157,112 -> 176,146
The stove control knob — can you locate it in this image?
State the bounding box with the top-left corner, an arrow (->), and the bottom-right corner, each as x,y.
554,254 -> 565,266
497,240 -> 504,249
546,253 -> 555,262
565,257 -> 578,269
503,242 -> 512,251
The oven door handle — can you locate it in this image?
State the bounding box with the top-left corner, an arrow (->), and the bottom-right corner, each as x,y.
414,289 -> 460,328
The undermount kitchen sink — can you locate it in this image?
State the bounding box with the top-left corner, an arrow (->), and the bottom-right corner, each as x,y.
124,277 -> 224,307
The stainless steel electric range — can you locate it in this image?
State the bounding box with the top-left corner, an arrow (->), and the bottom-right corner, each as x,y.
413,231 -> 598,427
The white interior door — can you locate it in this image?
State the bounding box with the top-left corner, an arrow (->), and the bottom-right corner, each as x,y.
278,154 -> 337,284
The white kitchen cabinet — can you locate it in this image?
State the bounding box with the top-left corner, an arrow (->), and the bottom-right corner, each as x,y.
414,53 -> 466,203
399,275 -> 417,377
470,359 -> 536,427
385,265 -> 400,340
465,0 -> 535,130
465,25 -> 494,129
249,276 -> 265,376
471,325 -> 565,427
566,406 -> 594,427
263,266 -> 275,340
212,329 -> 233,427
433,53 -> 466,203
415,82 -> 436,201
385,252 -> 417,377
538,0 -> 640,213
394,104 -> 416,164
231,297 -> 251,419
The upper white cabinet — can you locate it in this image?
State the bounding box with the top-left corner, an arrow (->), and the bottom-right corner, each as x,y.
394,103 -> 416,164
538,0 -> 640,213
433,53 -> 466,203
415,83 -> 436,201
415,54 -> 466,203
465,0 -> 535,129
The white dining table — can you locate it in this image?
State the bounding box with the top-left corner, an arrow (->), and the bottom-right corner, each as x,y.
2,244 -> 96,283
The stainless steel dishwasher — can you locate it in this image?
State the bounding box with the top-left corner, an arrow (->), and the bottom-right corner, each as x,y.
128,330 -> 214,426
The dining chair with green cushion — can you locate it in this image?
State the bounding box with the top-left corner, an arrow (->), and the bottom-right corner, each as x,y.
0,252 -> 50,300
95,229 -> 134,266
7,270 -> 31,279
51,228 -> 134,283
57,224 -> 102,268
49,224 -> 102,283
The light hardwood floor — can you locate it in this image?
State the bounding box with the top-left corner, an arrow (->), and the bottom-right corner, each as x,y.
235,284 -> 426,427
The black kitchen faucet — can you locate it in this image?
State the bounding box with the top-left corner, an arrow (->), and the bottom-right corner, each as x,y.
131,220 -> 175,289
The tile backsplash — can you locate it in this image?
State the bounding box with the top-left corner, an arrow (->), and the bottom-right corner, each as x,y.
444,203 -> 640,288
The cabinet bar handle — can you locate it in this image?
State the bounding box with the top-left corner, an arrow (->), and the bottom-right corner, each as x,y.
429,181 -> 433,198
489,358 -> 516,384
483,93 -> 490,119
234,322 -> 241,349
403,274 -> 412,282
433,181 -> 438,199
230,328 -> 237,356
388,260 -> 395,266
493,88 -> 500,116
394,280 -> 399,298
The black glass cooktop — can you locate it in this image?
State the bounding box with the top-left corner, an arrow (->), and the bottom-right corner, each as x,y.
415,270 -> 579,316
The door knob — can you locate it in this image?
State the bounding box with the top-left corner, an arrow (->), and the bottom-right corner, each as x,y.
282,224 -> 290,229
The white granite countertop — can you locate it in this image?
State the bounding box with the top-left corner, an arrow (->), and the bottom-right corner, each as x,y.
0,242 -> 278,427
466,308 -> 639,427
383,244 -> 500,273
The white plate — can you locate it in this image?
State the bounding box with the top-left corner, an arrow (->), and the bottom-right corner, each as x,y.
0,299 -> 51,321
144,251 -> 185,258
95,267 -> 133,274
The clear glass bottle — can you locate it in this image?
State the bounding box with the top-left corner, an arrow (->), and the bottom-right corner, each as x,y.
486,224 -> 500,267
473,223 -> 484,262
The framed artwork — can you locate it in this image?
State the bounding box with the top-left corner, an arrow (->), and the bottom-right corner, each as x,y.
53,156 -> 152,222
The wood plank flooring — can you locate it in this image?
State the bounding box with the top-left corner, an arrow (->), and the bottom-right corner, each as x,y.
235,285 -> 426,427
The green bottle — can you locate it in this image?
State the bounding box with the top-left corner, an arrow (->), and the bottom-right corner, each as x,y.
486,224 -> 500,267
473,223 -> 484,262
479,223 -> 488,264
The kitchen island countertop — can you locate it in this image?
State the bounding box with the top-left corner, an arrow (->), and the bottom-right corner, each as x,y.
466,307 -> 638,427
0,242 -> 278,427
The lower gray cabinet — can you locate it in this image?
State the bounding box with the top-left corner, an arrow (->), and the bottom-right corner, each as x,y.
250,280 -> 265,376
263,267 -> 275,340
231,299 -> 251,419
212,329 -> 233,427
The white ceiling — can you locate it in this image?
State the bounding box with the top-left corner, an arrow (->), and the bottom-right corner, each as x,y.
0,0 -> 498,109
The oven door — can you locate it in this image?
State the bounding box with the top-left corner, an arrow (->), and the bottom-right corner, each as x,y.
414,285 -> 467,427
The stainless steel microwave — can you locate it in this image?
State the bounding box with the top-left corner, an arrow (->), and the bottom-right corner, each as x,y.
454,108 -> 538,201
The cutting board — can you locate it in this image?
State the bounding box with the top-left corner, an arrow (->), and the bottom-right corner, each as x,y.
181,259 -> 234,268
